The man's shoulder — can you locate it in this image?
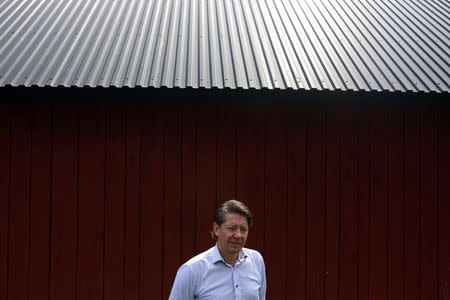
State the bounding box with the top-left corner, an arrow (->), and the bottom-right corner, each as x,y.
242,247 -> 264,262
183,246 -> 215,267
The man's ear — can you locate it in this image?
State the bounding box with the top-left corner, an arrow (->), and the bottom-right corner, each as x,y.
213,222 -> 219,236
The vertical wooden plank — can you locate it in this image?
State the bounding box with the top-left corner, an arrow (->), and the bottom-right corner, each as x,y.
264,107 -> 287,300
163,106 -> 182,299
305,109 -> 325,300
216,105 -> 237,202
0,104 -> 10,300
236,106 -> 265,251
420,110 -> 438,300
77,104 -> 105,300
8,105 -> 31,300
124,104 -> 141,300
369,110 -> 388,300
357,109 -> 370,300
387,109 -> 405,300
50,104 -> 78,300
140,103 -> 163,300
438,109 -> 450,300
104,104 -> 126,300
286,107 -> 307,300
339,108 -> 358,300
195,106 -> 217,252
28,104 -> 52,300
404,110 -> 421,300
180,106 -> 197,263
324,107 -> 339,300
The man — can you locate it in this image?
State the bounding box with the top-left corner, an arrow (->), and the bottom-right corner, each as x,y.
169,200 -> 266,300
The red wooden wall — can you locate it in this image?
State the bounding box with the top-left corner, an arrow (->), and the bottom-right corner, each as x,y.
0,100 -> 449,300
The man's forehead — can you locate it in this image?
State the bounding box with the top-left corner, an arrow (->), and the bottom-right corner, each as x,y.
223,213 -> 248,226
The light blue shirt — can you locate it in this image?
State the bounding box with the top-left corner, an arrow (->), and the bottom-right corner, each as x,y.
169,244 -> 266,300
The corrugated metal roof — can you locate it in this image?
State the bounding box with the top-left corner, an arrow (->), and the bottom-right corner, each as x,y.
0,0 -> 449,92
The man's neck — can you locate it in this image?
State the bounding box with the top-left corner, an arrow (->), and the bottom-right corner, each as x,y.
223,255 -> 237,266
217,247 -> 238,266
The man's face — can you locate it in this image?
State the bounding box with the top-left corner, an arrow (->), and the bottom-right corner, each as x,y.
214,212 -> 249,258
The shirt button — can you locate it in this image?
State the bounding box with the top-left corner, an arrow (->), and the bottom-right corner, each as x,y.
236,285 -> 238,288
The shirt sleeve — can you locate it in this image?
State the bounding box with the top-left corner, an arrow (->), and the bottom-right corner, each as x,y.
259,254 -> 267,300
168,264 -> 196,300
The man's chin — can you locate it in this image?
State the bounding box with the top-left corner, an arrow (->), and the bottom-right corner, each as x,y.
229,244 -> 242,251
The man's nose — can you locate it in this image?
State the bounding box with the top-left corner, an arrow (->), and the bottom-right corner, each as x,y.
234,229 -> 242,238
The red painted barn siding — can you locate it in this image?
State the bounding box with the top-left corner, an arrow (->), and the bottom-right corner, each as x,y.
0,103 -> 449,300
0,104 -> 10,300
104,104 -> 126,300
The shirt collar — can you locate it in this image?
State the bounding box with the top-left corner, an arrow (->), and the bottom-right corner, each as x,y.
211,244 -> 248,264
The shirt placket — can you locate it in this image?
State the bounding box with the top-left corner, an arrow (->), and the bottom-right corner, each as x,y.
233,259 -> 243,299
